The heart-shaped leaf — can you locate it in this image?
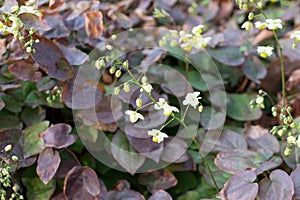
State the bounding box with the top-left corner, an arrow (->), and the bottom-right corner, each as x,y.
258,169 -> 294,200
23,121 -> 49,158
218,170 -> 258,200
242,56 -> 267,84
37,147 -> 61,184
41,123 -> 76,149
64,166 -> 101,199
253,156 -> 282,175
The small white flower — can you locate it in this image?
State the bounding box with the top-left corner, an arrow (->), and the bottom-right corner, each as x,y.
125,110 -> 144,123
291,30 -> 300,42
192,24 -> 204,35
195,36 -> 211,48
257,46 -> 274,58
241,21 -> 253,31
140,83 -> 153,93
179,33 -> 193,43
4,144 -> 12,152
287,136 -> 296,144
265,19 -> 282,30
255,21 -> 267,29
154,98 -> 168,110
148,129 -> 168,143
183,92 -> 202,108
154,98 -> 179,116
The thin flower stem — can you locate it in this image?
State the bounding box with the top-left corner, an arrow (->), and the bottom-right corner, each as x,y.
126,65 -> 219,191
182,105 -> 190,121
136,102 -> 154,112
254,2 -> 286,105
159,118 -> 175,131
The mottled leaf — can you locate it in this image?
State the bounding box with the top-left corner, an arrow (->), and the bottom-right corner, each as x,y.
218,170 -> 258,200
105,188 -> 145,200
138,170 -> 178,193
37,148 -> 61,184
41,14 -> 71,38
0,114 -> 22,131
41,123 -> 76,149
23,121 -> 49,158
64,166 -> 101,199
0,0 -> 18,12
31,36 -> 73,81
227,94 -> 262,121
8,60 -> 42,82
258,170 -> 294,200
21,106 -> 46,126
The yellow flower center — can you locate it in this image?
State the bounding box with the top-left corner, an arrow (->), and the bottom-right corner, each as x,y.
259,52 -> 268,58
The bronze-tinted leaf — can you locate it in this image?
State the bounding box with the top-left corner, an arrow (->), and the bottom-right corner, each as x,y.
104,188 -> 145,200
41,123 -> 76,149
138,170 -> 178,193
8,60 -> 42,82
49,0 -> 64,9
37,147 -> 61,184
149,190 -> 172,200
201,130 -> 247,152
258,169 -> 294,200
214,149 -> 266,174
84,11 -> 103,39
56,42 -> 88,66
287,69 -> 300,91
64,166 -> 101,199
218,170 -> 258,200
18,13 -> 51,32
291,165 -> 300,199
244,125 -> 280,154
253,157 -> 282,175
31,36 -> 73,81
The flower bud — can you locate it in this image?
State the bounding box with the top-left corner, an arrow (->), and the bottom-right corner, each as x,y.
109,66 -> 116,74
248,12 -> 254,21
115,70 -> 122,77
4,144 -> 12,152
114,87 -> 120,95
198,105 -> 203,112
136,98 -> 143,107
12,155 -> 18,161
123,83 -> 130,93
141,76 -> 148,84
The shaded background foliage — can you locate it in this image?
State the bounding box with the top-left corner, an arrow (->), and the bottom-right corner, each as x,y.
0,0 -> 300,199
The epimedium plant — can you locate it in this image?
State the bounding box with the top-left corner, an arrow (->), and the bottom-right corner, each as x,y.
0,0 -> 300,200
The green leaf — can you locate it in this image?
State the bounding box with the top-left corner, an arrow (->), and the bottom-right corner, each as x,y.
0,114 -> 23,131
227,94 -> 262,121
23,121 -> 49,158
22,176 -> 55,200
208,46 -> 245,66
0,94 -> 23,113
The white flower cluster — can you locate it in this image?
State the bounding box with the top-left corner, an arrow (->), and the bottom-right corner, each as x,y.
124,91 -> 203,143
159,25 -> 211,51
290,31 -> 300,49
254,19 -> 282,31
